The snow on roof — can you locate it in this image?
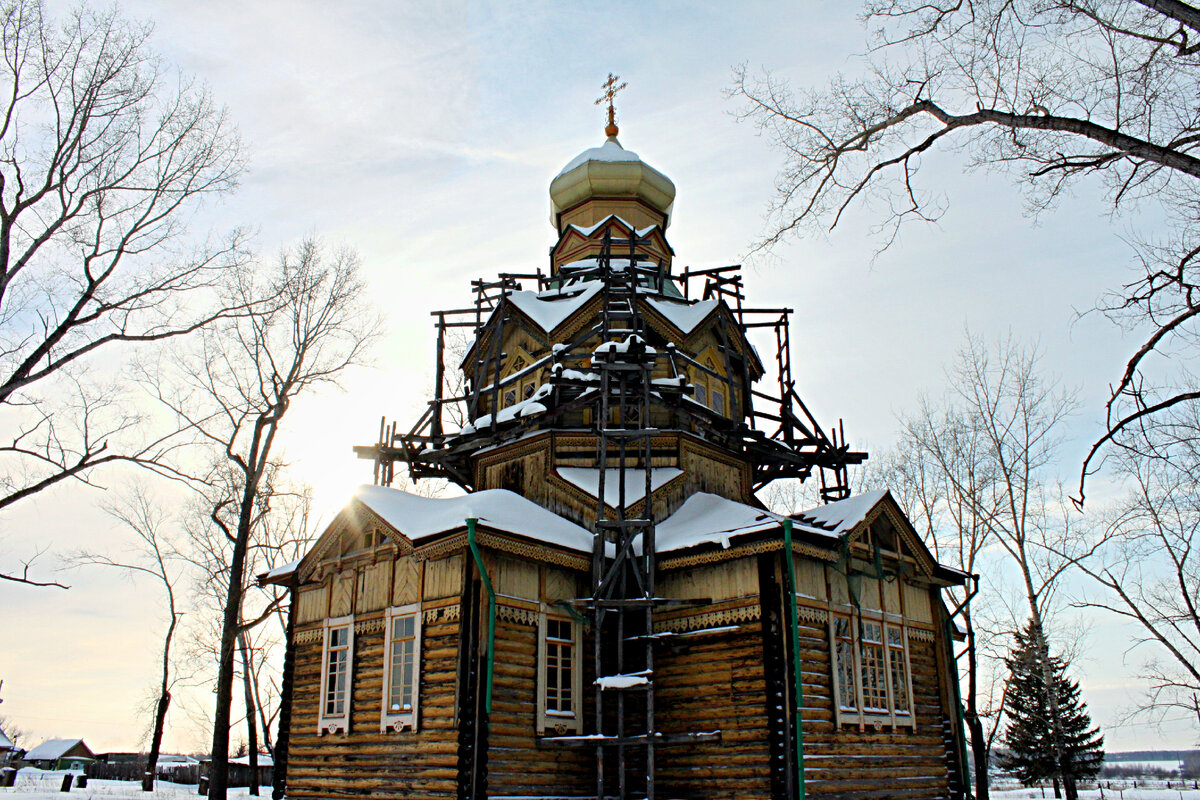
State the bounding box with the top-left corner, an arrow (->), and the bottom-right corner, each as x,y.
644,296 -> 719,334
229,754 -> 273,766
556,468 -> 682,505
655,493 -> 786,553
507,282 -> 602,332
0,729 -> 13,750
24,739 -> 86,761
556,138 -> 644,178
567,214 -> 659,238
263,559 -> 300,582
794,490 -> 888,535
354,485 -> 594,553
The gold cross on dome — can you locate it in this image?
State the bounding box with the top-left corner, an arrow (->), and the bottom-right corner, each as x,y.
595,73 -> 627,136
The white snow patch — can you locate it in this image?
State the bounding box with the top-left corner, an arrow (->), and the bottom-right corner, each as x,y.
556,468 -> 683,505
654,493 -> 786,553
595,673 -> 650,689
354,485 -> 594,553
555,139 -> 643,178
507,282 -> 602,332
644,297 -> 718,334
795,489 -> 887,534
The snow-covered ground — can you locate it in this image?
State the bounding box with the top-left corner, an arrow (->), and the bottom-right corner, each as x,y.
0,772 -> 253,800
3,771 -> 1200,800
995,792 -> 1200,799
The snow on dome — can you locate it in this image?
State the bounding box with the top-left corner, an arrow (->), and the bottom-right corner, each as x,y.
354,485 -> 594,553
550,135 -> 676,229
555,137 -> 644,178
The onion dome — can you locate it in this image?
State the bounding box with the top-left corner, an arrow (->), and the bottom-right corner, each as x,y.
549,134 -> 676,234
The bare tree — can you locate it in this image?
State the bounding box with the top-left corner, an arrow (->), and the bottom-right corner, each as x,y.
0,0 -> 249,585
731,0 -> 1200,502
1066,404 -> 1200,724
179,464 -> 313,797
69,485 -> 183,790
880,334 -> 1082,797
147,237 -> 379,800
886,408 -> 1006,799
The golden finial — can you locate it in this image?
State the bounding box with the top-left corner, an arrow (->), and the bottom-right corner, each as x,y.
595,73 -> 627,138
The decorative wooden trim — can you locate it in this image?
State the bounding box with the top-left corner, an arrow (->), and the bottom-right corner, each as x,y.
354,618 -> 386,636
475,531 -> 590,570
654,602 -> 760,633
413,533 -> 467,563
659,538 -> 835,570
422,604 -> 460,624
497,604 -> 539,626
907,626 -> 936,643
795,604 -> 829,625
294,628 -> 323,645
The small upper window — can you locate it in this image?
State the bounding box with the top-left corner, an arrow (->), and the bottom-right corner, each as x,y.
503,389 -> 517,407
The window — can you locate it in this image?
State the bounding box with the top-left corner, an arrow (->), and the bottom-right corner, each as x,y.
537,611 -> 583,734
830,613 -> 914,729
545,619 -> 574,715
694,383 -> 707,406
711,388 -> 725,416
503,388 -> 517,407
381,604 -> 422,732
319,616 -> 354,733
887,625 -> 910,715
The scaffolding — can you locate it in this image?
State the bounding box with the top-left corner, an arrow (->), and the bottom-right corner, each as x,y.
353,233 -> 865,800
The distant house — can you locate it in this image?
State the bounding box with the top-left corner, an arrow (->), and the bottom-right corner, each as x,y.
200,754 -> 272,788
22,739 -> 94,771
0,728 -> 16,766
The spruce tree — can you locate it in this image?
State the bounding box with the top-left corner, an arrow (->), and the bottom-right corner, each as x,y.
999,619 -> 1104,798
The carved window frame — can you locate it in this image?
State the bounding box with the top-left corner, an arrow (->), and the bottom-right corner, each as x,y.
828,610 -> 916,731
380,603 -> 423,732
318,615 -> 354,734
536,607 -> 583,735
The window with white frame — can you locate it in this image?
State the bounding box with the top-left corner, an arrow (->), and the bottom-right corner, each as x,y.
319,616 -> 354,733
381,604 -> 422,732
829,613 -> 914,728
536,611 -> 583,735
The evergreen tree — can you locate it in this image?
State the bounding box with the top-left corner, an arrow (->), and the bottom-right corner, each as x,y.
999,620 -> 1104,798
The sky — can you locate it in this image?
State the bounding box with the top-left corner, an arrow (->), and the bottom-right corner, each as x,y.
0,0 -> 1189,756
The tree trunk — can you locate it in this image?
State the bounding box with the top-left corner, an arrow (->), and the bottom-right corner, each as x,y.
143,691 -> 171,791
963,610 -> 990,800
240,632 -> 260,797
208,499 -> 254,800
145,593 -> 179,791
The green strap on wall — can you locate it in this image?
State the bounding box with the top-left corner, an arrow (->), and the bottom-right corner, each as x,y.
782,519 -> 807,799
466,518 -> 495,713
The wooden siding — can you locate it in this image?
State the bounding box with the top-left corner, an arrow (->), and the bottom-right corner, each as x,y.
794,612 -> 958,798
284,611 -> 461,800
655,620 -> 773,799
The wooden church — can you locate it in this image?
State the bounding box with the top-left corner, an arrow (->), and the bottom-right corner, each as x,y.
264,85 -> 971,800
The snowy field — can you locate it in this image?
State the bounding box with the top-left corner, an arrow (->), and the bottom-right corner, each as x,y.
994,792 -> 1200,799
4,772 -> 1200,800
0,773 -> 251,800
